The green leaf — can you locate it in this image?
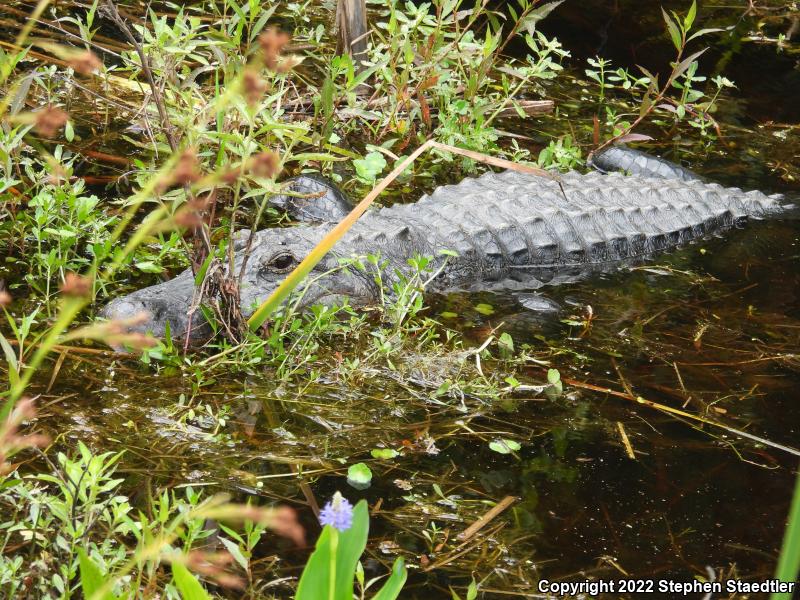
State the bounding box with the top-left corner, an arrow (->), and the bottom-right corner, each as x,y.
347,463 -> 373,489
296,526 -> 334,600
519,0 -> 564,36
194,252 -> 214,286
78,548 -> 120,600
134,261 -> 163,274
474,303 -> 494,316
684,0 -> 697,31
547,369 -> 561,385
371,448 -> 399,460
64,120 -> 74,142
662,8 -> 682,51
296,500 -> 370,600
670,48 -> 708,83
172,562 -> 212,600
489,439 -> 521,454
498,332 -> 514,353
0,332 -> 19,388
687,27 -> 725,43
371,557 -> 408,600
774,471 -> 800,599
218,537 -> 248,570
335,500 -> 369,600
353,151 -> 387,183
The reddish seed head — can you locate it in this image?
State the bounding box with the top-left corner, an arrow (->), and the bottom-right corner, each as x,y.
34,106 -> 69,138
247,151 -> 281,179
242,69 -> 267,105
172,149 -> 202,186
183,551 -> 245,590
13,397 -> 36,421
60,273 -> 92,298
174,192 -> 214,228
173,208 -> 203,229
219,165 -> 242,185
68,50 -> 103,75
0,397 -> 50,475
119,332 -> 158,350
259,28 -> 291,71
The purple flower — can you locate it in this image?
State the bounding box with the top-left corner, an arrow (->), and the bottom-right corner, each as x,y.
319,491 -> 353,531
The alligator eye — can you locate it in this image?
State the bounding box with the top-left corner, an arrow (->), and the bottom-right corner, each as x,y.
264,251 -> 298,273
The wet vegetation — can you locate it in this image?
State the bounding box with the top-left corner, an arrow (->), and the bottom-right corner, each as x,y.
0,0 -> 799,598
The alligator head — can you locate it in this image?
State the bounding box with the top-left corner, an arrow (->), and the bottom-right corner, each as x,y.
100,223 -> 379,340
100,176 -> 378,340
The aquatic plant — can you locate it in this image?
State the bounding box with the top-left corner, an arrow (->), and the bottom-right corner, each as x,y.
296,495 -> 407,600
772,468 -> 800,600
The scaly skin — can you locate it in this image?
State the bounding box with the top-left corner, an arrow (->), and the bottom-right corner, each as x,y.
589,145 -> 704,182
101,151 -> 785,339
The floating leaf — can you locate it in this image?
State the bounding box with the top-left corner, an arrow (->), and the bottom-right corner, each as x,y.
347,462 -> 373,489
474,303 -> 495,316
489,439 -> 521,454
371,448 -> 399,460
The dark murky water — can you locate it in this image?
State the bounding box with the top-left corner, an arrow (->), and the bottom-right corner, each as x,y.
3,0 -> 800,597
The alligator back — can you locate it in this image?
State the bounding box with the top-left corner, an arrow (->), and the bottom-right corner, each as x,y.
354,170 -> 784,288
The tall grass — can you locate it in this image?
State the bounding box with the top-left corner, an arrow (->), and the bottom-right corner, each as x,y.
772,466 -> 800,600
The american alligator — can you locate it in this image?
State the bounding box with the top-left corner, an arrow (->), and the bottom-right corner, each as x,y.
101,147 -> 787,339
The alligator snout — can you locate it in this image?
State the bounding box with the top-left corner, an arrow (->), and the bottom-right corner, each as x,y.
100,295 -> 164,337
100,269 -> 197,339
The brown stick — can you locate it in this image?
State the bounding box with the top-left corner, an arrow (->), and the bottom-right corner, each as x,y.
456,495 -> 518,542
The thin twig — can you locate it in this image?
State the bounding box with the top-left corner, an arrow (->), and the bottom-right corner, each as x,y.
545,370 -> 800,458
102,0 -> 177,153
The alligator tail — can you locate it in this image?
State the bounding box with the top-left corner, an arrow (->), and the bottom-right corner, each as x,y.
589,145 -> 704,182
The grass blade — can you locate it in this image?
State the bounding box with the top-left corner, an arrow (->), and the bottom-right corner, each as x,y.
772,468 -> 800,599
